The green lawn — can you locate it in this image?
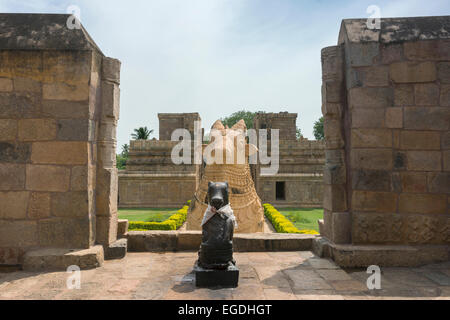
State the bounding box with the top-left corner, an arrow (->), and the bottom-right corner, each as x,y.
278,208 -> 323,232
118,208 -> 178,222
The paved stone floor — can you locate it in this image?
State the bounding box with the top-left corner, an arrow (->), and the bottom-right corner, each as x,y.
0,252 -> 449,300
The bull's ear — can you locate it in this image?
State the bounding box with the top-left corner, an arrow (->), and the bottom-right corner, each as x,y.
246,143 -> 258,156
208,181 -> 213,188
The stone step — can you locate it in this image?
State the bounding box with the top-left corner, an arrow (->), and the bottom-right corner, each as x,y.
127,231 -> 316,252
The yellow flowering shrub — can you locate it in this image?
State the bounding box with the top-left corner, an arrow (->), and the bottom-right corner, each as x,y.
128,204 -> 189,231
263,203 -> 319,235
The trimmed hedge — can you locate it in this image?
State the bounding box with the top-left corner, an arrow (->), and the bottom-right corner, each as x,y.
128,204 -> 189,231
263,203 -> 319,235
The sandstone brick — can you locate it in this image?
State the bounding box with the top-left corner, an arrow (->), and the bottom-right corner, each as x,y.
351,108 -> 384,128
381,43 -> 403,64
0,92 -> 41,118
445,151 -> 450,171
31,141 -> 88,165
390,61 -> 436,83
442,132 -> 450,149
323,164 -> 346,185
345,42 -> 379,67
437,62 -> 450,83
400,131 -> 441,150
0,142 -> 31,163
13,77 -> 41,92
325,149 -> 346,166
0,163 -> 25,190
42,51 -> 91,85
407,151 -> 441,171
348,87 -> 393,108
0,220 -> 38,247
101,82 -> 120,119
352,190 -> 397,213
323,184 -> 347,212
362,66 -> 389,87
404,40 -> 450,61
42,100 -> 90,119
352,169 -> 391,191
394,85 -> 414,106
351,128 -> 392,148
96,168 -> 118,217
26,165 -> 70,192
385,108 -> 403,128
401,172 -> 427,193
0,119 -> 17,140
38,217 -> 91,248
18,119 -> 57,141
399,193 -> 447,214
440,85 -> 450,107
43,83 -> 89,101
0,191 -> 29,219
404,107 -> 450,131
346,68 -> 363,89
393,130 -> 400,148
428,172 -> 450,194
393,151 -> 407,170
28,192 -> 51,219
324,118 -> 344,149
350,149 -> 393,170
322,103 -> 343,118
96,215 -> 118,246
331,212 -> 351,244
414,83 -> 439,106
71,165 -> 89,191
0,78 -> 13,92
102,57 -> 121,84
51,191 -> 89,218
56,119 -> 93,141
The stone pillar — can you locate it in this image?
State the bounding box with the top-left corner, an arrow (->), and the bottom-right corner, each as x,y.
95,57 -> 121,246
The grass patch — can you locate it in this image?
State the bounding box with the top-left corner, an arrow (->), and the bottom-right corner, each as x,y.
277,207 -> 323,232
118,208 -> 178,222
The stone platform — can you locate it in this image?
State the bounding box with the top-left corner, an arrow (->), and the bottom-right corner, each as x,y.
194,262 -> 239,288
1,252 -> 449,300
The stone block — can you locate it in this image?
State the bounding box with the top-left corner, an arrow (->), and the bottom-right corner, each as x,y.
444,151 -> 450,171
404,40 -> 450,61
404,107 -> 450,131
43,83 -> 89,101
102,57 -> 121,84
104,238 -> 127,260
393,151 -> 407,170
126,231 -> 178,252
28,192 -> 51,219
18,119 -> 57,141
0,191 -> 29,219
348,87 -> 393,108
322,103 -> 343,118
352,169 -> 391,192
101,82 -> 120,119
324,118 -> 344,149
325,149 -> 345,166
323,184 -> 347,212
0,92 -> 41,119
56,119 -> 93,141
400,131 -> 440,150
31,141 -> 88,165
380,43 -> 403,64
351,108 -> 384,128
352,190 -> 397,213
38,217 -> 91,248
42,100 -> 90,119
13,77 -> 41,92
394,84 -> 414,106
401,172 -> 427,193
177,231 -> 202,251
194,262 -> 239,288
427,172 -> 450,194
399,193 -> 447,214
442,132 -> 450,149
96,168 -> 118,217
345,42 -> 379,67
441,85 -> 450,107
0,142 -> 31,163
407,151 -> 442,171
0,220 -> 38,247
350,149 -> 393,170
70,165 -> 89,191
362,66 -> 389,87
0,163 -> 25,190
51,191 -> 89,218
26,165 -> 70,192
117,219 -> 129,238
414,83 -> 439,106
385,108 -> 403,128
437,62 -> 450,83
0,119 -> 17,140
323,164 -> 346,185
390,61 -> 436,83
0,78 -> 13,92
351,128 -> 392,148
331,212 -> 351,244
96,215 -> 118,246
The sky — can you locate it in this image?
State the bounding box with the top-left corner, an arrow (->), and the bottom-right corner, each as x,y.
1,0 -> 449,150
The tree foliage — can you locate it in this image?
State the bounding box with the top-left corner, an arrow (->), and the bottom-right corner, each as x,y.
313,116 -> 324,140
220,110 -> 258,129
296,128 -> 303,140
116,144 -> 129,170
131,126 -> 153,140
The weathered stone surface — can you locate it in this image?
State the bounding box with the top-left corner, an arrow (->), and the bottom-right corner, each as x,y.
26,164 -> 70,192
56,119 -> 93,141
404,107 -> 450,131
331,212 -> 351,244
400,131 -> 441,150
350,149 -> 393,170
323,184 -> 347,212
96,215 -> 118,246
0,92 -> 41,118
0,119 -> 17,140
351,108 -> 384,128
406,151 -> 441,171
444,151 -> 450,171
352,169 -> 391,192
195,262 -> 239,288
0,78 -> 13,91
440,85 -> 450,107
437,62 -> 450,83
323,164 -> 346,185
177,231 -> 202,251
42,100 -> 90,119
348,87 -> 393,108
104,238 -> 127,260
38,217 -> 91,248
102,57 -> 121,84
117,219 -> 129,238
345,42 -> 379,67
18,119 -> 57,141
101,82 -> 120,119
0,163 -> 25,190
0,220 -> 38,247
0,191 -> 29,219
0,142 -> 31,163
28,192 -> 51,219
70,165 -> 89,191
381,43 -> 403,64
414,83 -> 439,106
352,190 -> 397,213
31,141 -> 88,165
351,128 -> 392,148
12,77 -> 41,92
427,172 -> 450,194
404,40 -> 450,61
399,193 -> 447,214
442,132 -> 450,150
96,168 -> 118,217
385,108 -> 403,128
394,84 -> 414,106
400,172 -> 427,193
43,83 -> 89,101
362,66 -> 389,87
51,191 -> 89,218
390,61 -> 436,83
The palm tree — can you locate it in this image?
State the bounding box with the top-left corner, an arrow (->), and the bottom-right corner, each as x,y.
131,127 -> 153,140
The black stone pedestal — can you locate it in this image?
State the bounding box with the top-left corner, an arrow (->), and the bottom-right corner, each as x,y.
194,262 -> 239,288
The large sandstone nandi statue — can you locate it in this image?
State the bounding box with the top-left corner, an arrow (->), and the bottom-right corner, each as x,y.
187,119 -> 265,233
